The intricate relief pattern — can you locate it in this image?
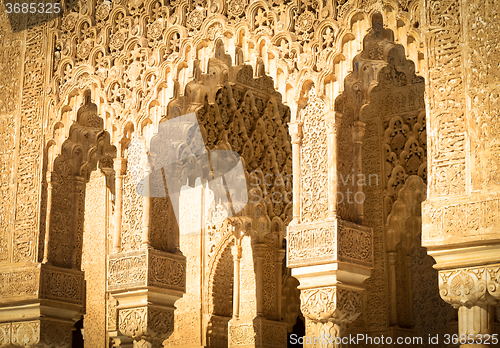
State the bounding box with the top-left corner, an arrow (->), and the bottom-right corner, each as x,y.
287,226 -> 335,265
423,196 -> 500,246
13,24 -> 47,263
466,0 -> 500,190
11,321 -> 40,347
338,224 -> 372,266
121,135 -> 145,252
425,0 -> 466,196
300,89 -> 328,222
0,268 -> 38,302
119,306 -> 174,342
0,7 -> 23,264
108,252 -> 147,290
41,267 -> 84,304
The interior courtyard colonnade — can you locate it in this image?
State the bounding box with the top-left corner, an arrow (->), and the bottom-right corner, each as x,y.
1,0 -> 500,347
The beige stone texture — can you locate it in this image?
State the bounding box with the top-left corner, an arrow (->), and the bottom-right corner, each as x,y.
1,0 -> 500,347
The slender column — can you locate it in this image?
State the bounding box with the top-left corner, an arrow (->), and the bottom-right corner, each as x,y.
404,255 -> 414,327
352,120 -> 365,224
275,249 -> 286,318
327,113 -> 338,219
232,243 -> 242,319
289,123 -> 302,223
113,158 -> 126,253
70,176 -> 85,269
254,243 -> 266,318
387,252 -> 397,326
42,172 -> 53,264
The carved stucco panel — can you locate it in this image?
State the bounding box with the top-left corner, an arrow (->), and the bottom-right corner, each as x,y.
300,89 -> 328,223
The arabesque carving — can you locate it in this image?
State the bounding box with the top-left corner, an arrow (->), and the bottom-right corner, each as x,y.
2,0 -> 500,347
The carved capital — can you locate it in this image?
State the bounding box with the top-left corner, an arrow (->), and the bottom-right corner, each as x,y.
118,306 -> 174,344
299,286 -> 362,324
228,318 -> 287,348
439,264 -> 500,308
0,319 -> 74,347
114,158 -> 127,175
289,122 -> 302,144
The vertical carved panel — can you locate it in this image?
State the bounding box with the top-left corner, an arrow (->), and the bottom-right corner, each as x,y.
13,23 -> 47,263
48,157 -> 74,268
425,0 -> 466,196
300,89 -> 328,222
82,170 -> 107,346
466,0 -> 500,191
0,4 -> 23,263
121,135 -> 144,252
262,234 -> 276,320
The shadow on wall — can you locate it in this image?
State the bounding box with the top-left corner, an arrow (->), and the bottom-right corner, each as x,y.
288,317 -> 305,347
72,316 -> 84,348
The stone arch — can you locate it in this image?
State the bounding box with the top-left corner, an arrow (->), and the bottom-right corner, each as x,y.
36,0 -> 426,345
42,93 -> 116,269
329,10 -> 451,343
205,229 -> 235,348
37,93 -> 117,346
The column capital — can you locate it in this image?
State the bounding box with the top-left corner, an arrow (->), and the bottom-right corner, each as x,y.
299,285 -> 362,324
232,244 -> 242,260
114,158 -> 127,175
352,120 -> 365,143
439,264 -> 500,308
288,122 -> 302,144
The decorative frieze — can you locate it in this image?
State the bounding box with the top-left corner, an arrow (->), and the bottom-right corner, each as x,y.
107,249 -> 186,292
0,267 -> 38,302
422,195 -> 500,247
0,264 -> 84,306
287,220 -> 373,268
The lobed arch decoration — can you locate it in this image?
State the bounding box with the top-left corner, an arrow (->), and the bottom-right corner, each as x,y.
334,10 -> 427,332
36,0 -> 427,346
41,90 -> 117,269
328,10 -> 452,344
148,45 -> 292,346
44,0 -> 425,139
